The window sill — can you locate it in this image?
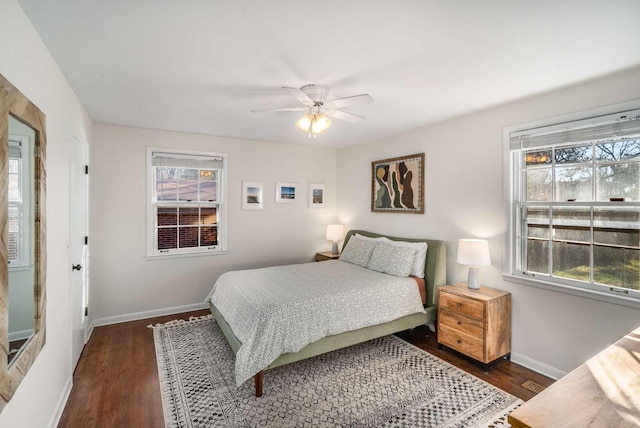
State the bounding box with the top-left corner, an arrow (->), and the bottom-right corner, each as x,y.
145,250 -> 228,261
8,264 -> 33,272
502,273 -> 640,310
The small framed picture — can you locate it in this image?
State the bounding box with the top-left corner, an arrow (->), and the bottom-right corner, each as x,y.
275,182 -> 298,203
309,183 -> 325,208
242,181 -> 263,210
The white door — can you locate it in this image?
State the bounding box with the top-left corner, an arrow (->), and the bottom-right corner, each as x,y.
70,137 -> 89,371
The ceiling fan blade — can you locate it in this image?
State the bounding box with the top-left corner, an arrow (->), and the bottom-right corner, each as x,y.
326,109 -> 364,123
251,107 -> 307,113
283,87 -> 315,106
327,94 -> 373,109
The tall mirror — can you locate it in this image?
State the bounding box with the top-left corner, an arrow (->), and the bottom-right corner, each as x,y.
0,74 -> 47,412
7,117 -> 36,366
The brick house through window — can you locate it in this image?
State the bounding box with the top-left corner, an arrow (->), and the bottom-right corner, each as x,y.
147,149 -> 226,256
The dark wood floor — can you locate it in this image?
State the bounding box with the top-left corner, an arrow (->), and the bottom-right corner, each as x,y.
58,310 -> 554,427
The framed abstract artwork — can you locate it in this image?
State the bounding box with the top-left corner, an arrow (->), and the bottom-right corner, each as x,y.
242,180 -> 263,210
371,153 -> 425,214
309,183 -> 325,208
275,182 -> 298,203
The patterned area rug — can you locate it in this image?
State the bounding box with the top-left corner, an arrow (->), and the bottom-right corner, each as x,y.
151,316 -> 522,427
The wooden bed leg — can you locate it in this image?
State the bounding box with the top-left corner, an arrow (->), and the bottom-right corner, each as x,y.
254,371 -> 264,397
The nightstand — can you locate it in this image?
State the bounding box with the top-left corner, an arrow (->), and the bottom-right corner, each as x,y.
437,283 -> 511,370
315,252 -> 340,262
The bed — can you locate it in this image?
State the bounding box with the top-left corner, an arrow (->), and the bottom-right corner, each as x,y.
207,229 -> 447,396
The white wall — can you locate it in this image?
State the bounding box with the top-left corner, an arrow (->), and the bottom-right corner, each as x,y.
0,0 -> 93,426
89,125 -> 337,322
337,67 -> 640,378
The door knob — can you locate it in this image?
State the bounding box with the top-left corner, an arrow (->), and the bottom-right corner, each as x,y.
72,264 -> 82,271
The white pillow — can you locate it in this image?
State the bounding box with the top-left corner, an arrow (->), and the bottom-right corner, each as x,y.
378,237 -> 428,278
354,233 -> 383,242
339,236 -> 376,267
367,241 -> 416,277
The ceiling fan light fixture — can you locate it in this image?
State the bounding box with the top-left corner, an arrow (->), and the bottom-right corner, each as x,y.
295,113 -> 331,137
254,84 -> 370,138
295,114 -> 313,132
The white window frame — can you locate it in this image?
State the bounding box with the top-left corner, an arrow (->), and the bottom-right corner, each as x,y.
8,135 -> 32,270
145,147 -> 228,258
503,102 -> 640,308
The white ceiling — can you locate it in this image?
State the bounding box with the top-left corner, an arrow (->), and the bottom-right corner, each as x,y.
18,0 -> 640,148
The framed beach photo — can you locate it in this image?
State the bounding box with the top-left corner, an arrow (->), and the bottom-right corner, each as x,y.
242,180 -> 263,210
275,182 -> 298,203
371,153 -> 425,214
309,183 -> 325,208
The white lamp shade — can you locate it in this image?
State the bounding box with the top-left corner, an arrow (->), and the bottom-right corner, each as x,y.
456,239 -> 491,266
325,225 -> 344,241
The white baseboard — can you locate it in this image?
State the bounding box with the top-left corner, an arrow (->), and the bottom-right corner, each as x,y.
510,351 -> 566,380
8,329 -> 33,342
91,301 -> 210,328
86,322 -> 95,343
48,375 -> 72,428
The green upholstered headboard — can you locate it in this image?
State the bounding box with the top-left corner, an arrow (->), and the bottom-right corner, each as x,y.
343,230 -> 447,322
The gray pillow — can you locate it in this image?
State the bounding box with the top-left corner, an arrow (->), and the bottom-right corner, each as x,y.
367,241 -> 417,277
339,237 -> 376,267
379,237 -> 428,278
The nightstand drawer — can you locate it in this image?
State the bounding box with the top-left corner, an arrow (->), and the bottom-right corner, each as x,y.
439,291 -> 484,320
438,309 -> 484,339
439,324 -> 484,361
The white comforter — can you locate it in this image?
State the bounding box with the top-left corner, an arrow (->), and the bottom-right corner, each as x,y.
206,260 -> 426,386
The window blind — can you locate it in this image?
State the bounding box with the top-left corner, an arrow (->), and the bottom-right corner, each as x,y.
8,140 -> 21,158
510,109 -> 640,150
151,151 -> 224,169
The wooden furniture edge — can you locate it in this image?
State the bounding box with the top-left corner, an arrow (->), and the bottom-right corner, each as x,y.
508,326 -> 640,427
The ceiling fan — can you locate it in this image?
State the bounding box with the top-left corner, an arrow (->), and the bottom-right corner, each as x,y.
252,84 -> 373,137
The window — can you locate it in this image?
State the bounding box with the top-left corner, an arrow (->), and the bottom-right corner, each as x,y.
8,137 -> 31,268
147,149 -> 226,256
507,109 -> 640,301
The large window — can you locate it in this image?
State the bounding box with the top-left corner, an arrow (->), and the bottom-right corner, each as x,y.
507,109 -> 640,301
147,149 -> 226,256
8,137 -> 31,268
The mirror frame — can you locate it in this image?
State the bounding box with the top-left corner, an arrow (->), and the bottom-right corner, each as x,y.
0,74 -> 46,411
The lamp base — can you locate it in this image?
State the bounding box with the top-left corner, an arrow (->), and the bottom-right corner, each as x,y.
467,267 -> 480,290
331,241 -> 339,255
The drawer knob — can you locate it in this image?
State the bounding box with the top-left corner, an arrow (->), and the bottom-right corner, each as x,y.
457,321 -> 462,325
456,339 -> 462,344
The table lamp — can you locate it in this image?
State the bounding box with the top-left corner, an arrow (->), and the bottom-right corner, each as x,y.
457,239 -> 491,290
326,225 -> 344,255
